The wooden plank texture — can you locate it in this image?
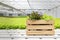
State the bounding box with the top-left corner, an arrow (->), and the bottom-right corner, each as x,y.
26,20 -> 55,36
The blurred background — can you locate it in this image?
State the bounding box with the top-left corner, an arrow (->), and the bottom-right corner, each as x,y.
0,0 -> 60,18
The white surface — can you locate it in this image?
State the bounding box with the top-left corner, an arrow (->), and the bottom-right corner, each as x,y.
0,29 -> 60,40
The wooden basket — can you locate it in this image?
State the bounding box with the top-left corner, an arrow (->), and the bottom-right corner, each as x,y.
26,20 -> 55,36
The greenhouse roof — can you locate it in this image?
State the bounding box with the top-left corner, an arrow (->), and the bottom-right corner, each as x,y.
0,0 -> 60,9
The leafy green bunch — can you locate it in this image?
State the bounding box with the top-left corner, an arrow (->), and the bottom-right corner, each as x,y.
29,11 -> 42,20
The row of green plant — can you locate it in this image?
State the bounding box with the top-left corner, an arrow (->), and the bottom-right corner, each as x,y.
0,16 -> 27,29
0,24 -> 26,29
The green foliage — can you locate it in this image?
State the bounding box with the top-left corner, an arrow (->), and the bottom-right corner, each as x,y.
54,18 -> 60,29
0,24 -> 7,29
42,13 -> 60,29
42,13 -> 54,20
55,24 -> 60,29
0,24 -> 26,29
18,25 -> 26,29
0,14 -> 60,29
29,11 -> 42,20
7,25 -> 18,29
0,16 -> 27,29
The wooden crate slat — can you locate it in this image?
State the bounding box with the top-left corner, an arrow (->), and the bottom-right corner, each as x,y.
27,25 -> 54,29
27,20 -> 54,24
27,31 -> 54,34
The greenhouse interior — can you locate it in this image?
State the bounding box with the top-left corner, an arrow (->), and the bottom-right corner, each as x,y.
0,0 -> 60,40
0,0 -> 60,17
